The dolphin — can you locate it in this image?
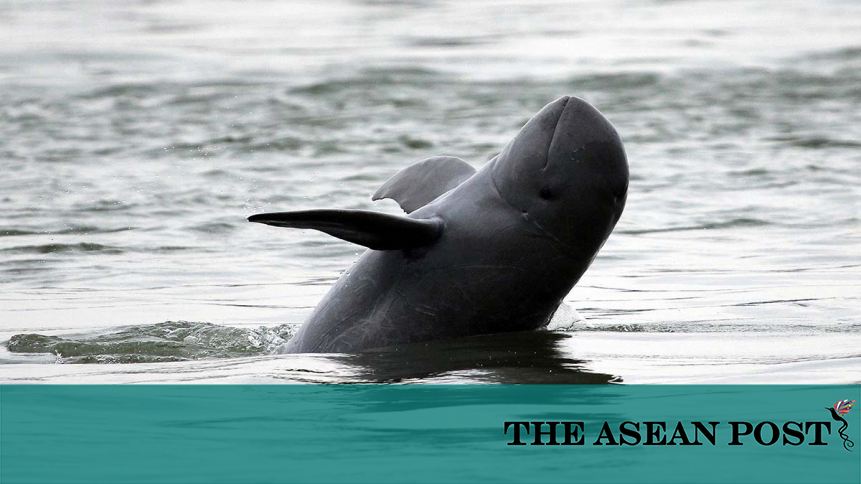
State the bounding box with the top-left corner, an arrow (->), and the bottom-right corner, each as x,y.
249,96 -> 628,353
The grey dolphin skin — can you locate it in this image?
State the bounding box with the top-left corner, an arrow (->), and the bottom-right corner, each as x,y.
249,96 -> 628,353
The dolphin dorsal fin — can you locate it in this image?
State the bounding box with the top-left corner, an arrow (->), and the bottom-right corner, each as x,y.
372,156 -> 476,213
248,209 -> 443,250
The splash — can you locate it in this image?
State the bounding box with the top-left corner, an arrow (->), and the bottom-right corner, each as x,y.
545,303 -> 585,332
6,321 -> 295,364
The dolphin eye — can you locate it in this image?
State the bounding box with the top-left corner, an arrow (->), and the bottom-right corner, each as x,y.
539,186 -> 554,200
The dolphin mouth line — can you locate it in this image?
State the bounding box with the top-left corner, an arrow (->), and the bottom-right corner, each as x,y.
487,171 -> 580,260
522,211 -> 584,258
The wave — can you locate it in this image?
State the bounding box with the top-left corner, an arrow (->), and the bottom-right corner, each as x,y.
619,217 -> 769,235
1,242 -> 123,255
6,321 -> 294,364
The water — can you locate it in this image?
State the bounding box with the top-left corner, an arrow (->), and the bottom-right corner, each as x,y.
1,0 -> 859,383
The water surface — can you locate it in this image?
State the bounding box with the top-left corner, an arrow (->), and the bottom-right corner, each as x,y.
1,0 -> 859,383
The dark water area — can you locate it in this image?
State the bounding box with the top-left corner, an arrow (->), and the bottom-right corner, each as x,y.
1,0 -> 859,382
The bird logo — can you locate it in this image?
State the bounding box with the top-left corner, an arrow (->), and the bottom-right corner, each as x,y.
826,399 -> 855,451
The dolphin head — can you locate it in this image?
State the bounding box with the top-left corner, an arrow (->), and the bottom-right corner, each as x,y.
491,96 -> 628,255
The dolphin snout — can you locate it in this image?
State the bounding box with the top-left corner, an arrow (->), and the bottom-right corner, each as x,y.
549,95 -> 623,157
553,96 -> 597,132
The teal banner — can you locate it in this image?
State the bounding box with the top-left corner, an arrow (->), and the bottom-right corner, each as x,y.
2,385 -> 859,483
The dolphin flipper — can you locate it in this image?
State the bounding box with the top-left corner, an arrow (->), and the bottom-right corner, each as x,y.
248,209 -> 443,250
373,156 -> 476,213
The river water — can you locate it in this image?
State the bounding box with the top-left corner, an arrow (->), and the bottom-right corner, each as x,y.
1,0 -> 859,383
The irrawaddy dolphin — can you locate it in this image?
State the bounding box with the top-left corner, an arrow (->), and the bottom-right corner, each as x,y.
249,96 -> 628,353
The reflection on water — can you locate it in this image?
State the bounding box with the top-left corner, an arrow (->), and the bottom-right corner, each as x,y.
0,0 -> 860,383
337,332 -> 619,384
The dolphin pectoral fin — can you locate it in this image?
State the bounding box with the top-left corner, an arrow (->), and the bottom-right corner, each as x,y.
248,209 -> 443,250
372,156 -> 476,213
